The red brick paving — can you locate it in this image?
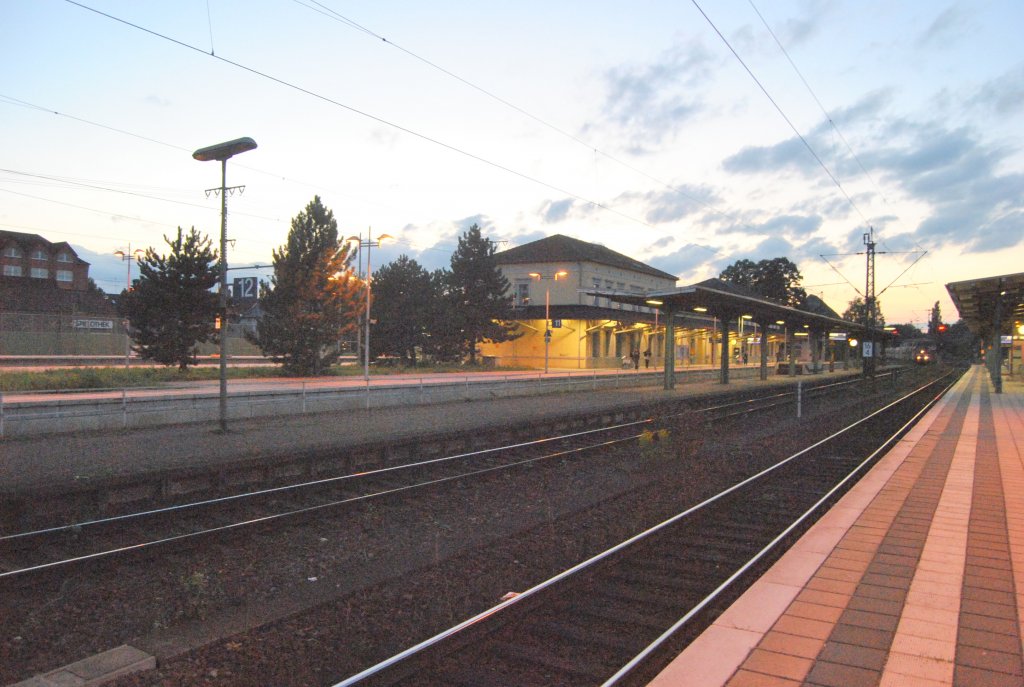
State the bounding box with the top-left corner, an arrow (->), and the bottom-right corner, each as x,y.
648,368 -> 1024,687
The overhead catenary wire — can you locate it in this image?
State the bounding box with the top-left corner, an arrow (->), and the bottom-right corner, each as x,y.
689,0 -> 870,229
745,0 -> 891,208
61,0 -> 665,235
744,0 -> 928,258
290,0 -> 732,221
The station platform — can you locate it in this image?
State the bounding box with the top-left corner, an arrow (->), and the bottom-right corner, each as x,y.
649,365 -> 1024,686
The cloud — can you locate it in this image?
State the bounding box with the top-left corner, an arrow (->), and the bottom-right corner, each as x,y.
616,183 -> 722,224
590,40 -> 716,153
755,214 -> 823,237
724,90 -> 891,179
969,63 -> 1024,115
722,135 -> 818,177
648,242 -> 720,277
540,198 -> 574,223
917,4 -> 972,48
143,94 -> 171,107
648,235 -> 675,250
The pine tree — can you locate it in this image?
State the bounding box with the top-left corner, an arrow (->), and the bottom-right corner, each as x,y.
248,196 -> 362,375
927,301 -> 942,336
444,224 -> 519,364
118,227 -> 219,370
371,255 -> 437,364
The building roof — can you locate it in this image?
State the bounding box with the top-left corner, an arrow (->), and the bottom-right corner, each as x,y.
495,234 -> 677,282
0,229 -> 89,266
946,271 -> 1024,338
596,278 -> 881,335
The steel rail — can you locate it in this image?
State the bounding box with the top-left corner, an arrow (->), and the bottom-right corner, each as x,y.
0,427 -> 646,579
601,370 -> 957,685
0,419 -> 649,543
0,375 -> 885,578
331,370 -> 952,687
3,376 -> 847,542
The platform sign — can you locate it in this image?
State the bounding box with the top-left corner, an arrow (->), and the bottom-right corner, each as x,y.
829,332 -> 847,341
72,319 -> 113,330
233,276 -> 259,302
862,341 -> 874,358
551,319 -> 562,328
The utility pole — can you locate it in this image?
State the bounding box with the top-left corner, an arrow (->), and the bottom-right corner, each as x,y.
863,227 -> 877,376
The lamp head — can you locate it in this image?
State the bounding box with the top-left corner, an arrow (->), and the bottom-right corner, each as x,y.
192,137 -> 257,162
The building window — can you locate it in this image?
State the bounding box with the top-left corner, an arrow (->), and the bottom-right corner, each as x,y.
30,267 -> 48,279
3,264 -> 22,277
2,245 -> 22,258
56,269 -> 74,282
31,248 -> 48,260
57,252 -> 73,263
592,278 -> 601,306
514,281 -> 530,307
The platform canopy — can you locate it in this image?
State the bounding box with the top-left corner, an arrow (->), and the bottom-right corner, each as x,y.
595,278 -> 875,334
946,272 -> 1024,338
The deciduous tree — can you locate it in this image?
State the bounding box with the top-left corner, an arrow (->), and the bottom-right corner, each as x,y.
719,257 -> 807,307
843,296 -> 886,329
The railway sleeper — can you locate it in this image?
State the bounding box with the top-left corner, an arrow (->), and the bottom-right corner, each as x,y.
541,616 -> 646,652
490,639 -> 615,683
573,596 -> 670,631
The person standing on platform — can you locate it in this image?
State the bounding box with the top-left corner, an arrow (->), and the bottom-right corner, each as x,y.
643,349 -> 651,369
631,348 -> 640,370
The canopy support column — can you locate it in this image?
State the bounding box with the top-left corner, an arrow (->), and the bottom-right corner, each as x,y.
663,307 -> 675,390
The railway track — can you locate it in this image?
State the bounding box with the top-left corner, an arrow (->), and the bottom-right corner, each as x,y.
0,368 -> 948,686
332,369 -> 959,687
0,375 -> 871,583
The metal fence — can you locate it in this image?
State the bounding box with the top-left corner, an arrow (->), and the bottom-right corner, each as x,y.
3,367 -> 759,438
0,311 -> 262,357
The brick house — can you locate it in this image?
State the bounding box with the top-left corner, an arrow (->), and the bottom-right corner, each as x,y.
0,230 -> 91,291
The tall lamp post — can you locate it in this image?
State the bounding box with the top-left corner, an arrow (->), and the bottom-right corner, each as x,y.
528,270 -> 568,373
346,229 -> 393,380
192,136 -> 257,432
114,245 -> 144,369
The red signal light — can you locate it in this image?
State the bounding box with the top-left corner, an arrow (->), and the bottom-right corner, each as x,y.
937,324 -> 947,333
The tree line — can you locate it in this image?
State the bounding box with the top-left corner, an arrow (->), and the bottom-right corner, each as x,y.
120,197 -> 975,373
118,197 -> 519,374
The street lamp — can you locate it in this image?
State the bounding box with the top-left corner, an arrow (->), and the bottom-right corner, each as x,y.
346,229 -> 393,380
528,270 -> 568,373
192,136 -> 257,432
114,245 -> 144,369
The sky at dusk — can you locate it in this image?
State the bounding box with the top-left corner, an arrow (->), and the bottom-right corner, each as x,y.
2,0 -> 1022,330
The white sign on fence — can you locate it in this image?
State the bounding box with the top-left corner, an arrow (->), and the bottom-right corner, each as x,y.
72,319 -> 114,330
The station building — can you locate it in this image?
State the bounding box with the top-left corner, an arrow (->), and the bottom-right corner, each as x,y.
480,234 -> 859,372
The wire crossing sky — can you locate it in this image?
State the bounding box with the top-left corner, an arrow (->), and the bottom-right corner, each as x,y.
1,0 -> 1021,328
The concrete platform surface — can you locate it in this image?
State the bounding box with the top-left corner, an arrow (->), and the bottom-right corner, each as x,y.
11,645 -> 155,687
1,369 -> 841,497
